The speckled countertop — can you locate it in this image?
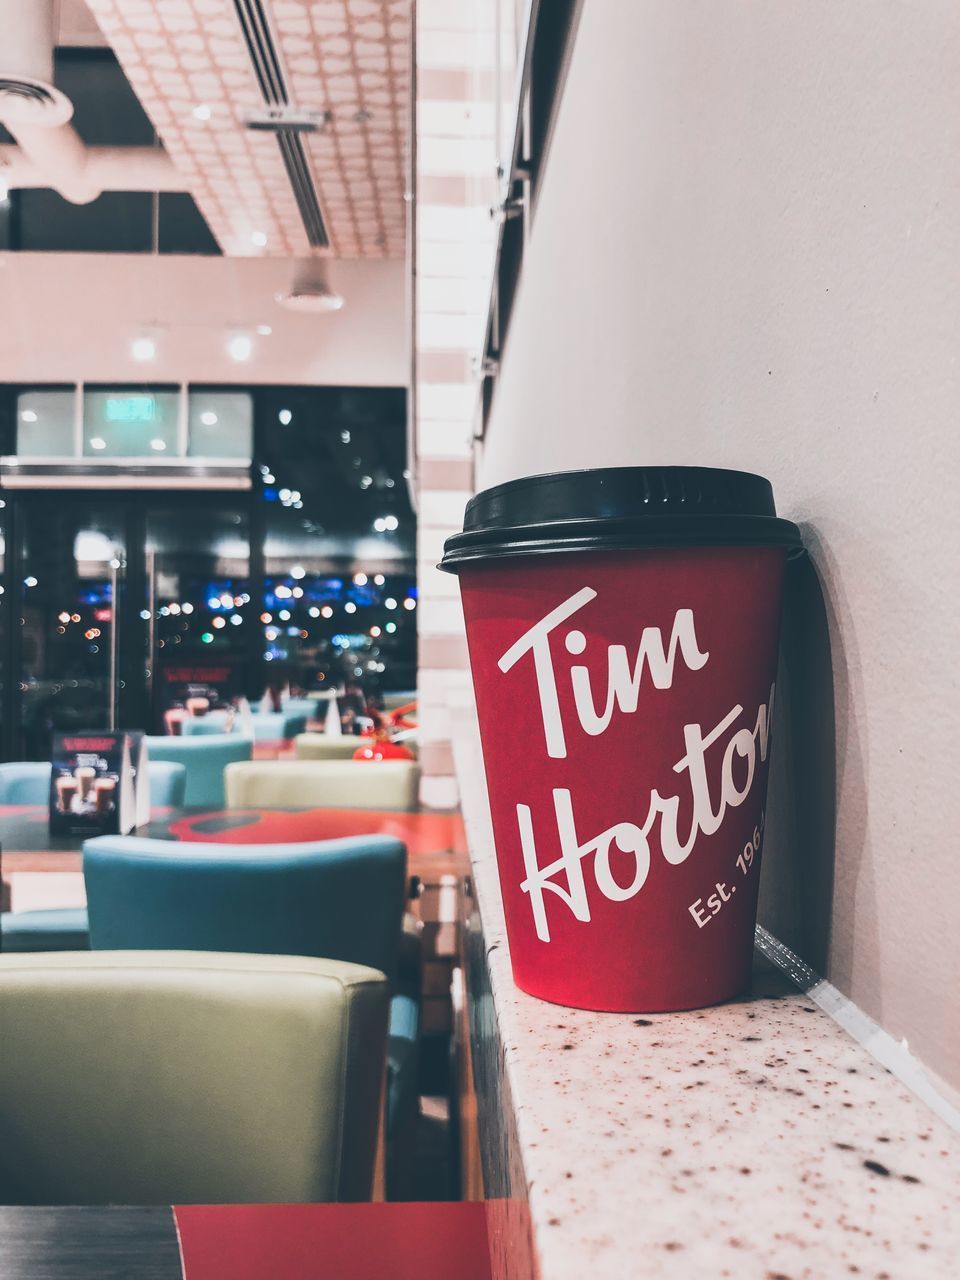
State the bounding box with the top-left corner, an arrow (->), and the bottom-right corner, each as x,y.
451,709 -> 960,1280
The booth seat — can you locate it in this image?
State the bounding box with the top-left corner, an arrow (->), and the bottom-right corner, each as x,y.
294,733 -> 419,762
182,712 -> 309,743
382,691 -> 417,712
0,761 -> 187,954
1,908 -> 91,953
0,951 -> 388,1204
0,762 -> 51,805
144,734 -> 253,807
225,759 -> 421,813
293,733 -> 367,762
81,833 -> 418,1196
0,759 -> 186,808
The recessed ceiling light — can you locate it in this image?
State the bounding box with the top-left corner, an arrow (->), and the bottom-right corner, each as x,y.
20,409 -> 38,423
89,437 -> 107,450
200,411 -> 218,426
193,104 -> 212,121
290,565 -> 306,579
228,334 -> 252,362
344,602 -> 357,614
384,515 -> 399,531
341,430 -> 351,444
256,324 -> 272,336
251,230 -> 267,247
150,438 -> 167,452
278,408 -> 292,425
131,336 -> 156,361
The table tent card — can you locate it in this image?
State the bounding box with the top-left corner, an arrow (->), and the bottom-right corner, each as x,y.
236,696 -> 256,737
324,694 -> 342,737
124,730 -> 151,828
49,732 -> 141,837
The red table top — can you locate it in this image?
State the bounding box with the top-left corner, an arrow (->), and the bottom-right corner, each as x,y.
0,805 -> 466,872
174,1202 -> 493,1280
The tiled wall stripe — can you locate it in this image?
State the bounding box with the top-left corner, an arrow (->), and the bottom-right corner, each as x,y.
414,0 -> 501,808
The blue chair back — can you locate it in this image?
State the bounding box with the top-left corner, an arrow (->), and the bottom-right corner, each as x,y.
143,735 -> 253,808
0,762 -> 52,806
83,834 -> 407,980
146,761 -> 187,809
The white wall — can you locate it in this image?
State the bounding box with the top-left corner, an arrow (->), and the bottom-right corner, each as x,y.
0,254 -> 406,386
479,1 -> 960,1090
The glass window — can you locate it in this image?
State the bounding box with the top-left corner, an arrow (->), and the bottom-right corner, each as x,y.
16,390 -> 77,456
82,389 -> 180,457
188,391 -> 253,459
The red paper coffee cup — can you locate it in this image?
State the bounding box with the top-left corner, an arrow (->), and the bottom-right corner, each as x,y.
440,467 -> 802,1012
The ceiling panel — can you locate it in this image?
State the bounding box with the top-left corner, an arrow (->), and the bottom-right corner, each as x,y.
82,0 -> 410,259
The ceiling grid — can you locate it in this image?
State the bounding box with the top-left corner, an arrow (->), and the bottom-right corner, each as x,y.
83,0 -> 410,259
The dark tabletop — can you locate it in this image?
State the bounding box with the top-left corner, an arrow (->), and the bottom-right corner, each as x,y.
0,1207 -> 180,1280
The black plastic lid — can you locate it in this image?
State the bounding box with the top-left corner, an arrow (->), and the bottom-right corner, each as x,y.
439,466 -> 803,572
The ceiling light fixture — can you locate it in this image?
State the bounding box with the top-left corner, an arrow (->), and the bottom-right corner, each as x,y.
251,230 -> 267,247
256,324 -> 273,336
228,334 -> 253,362
131,336 -> 156,361
278,409 -> 292,425
200,411 -> 218,427
193,104 -> 212,121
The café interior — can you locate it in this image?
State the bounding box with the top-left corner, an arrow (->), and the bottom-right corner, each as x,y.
0,2 -> 957,1277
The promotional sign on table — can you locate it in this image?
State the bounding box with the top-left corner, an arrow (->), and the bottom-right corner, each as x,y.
441,466 -> 804,1013
49,732 -> 146,837
158,660 -> 244,719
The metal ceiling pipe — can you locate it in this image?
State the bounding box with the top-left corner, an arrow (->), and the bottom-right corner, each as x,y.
0,0 -> 184,204
0,145 -> 188,197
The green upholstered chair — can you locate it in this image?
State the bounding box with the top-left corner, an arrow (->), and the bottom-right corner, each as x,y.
293,733 -> 367,762
80,833 -> 420,1197
144,734 -> 253,808
0,951 -> 389,1205
295,733 -> 419,762
224,759 -> 421,812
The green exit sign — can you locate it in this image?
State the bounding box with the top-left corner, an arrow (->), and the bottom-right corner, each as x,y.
106,396 -> 157,424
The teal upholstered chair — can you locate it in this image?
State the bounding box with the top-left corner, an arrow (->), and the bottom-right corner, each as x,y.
81,833 -> 418,1196
0,951 -> 389,1203
182,712 -> 308,742
0,760 -> 188,954
144,760 -> 188,809
0,762 -> 51,805
1,909 -> 91,953
144,734 -> 252,807
0,760 -> 185,809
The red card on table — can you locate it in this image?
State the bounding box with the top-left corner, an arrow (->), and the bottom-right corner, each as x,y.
174,1202 -> 493,1280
